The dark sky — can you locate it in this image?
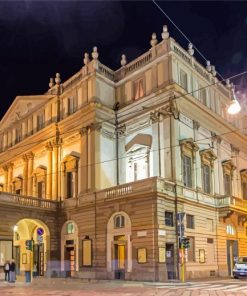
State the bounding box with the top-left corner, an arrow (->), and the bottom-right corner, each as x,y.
0,1 -> 247,120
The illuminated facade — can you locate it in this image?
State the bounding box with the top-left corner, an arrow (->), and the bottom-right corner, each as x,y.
0,25 -> 247,281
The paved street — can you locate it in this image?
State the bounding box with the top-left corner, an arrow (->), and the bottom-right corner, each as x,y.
0,278 -> 247,295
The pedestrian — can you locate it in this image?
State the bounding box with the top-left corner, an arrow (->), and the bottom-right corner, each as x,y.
33,262 -> 38,277
9,259 -> 16,283
3,260 -> 10,281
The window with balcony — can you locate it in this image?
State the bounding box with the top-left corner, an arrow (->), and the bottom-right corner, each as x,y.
179,69 -> 188,91
133,78 -> 144,100
186,214 -> 195,229
200,149 -> 216,194
33,166 -> 46,198
165,211 -> 174,227
37,181 -> 45,198
180,139 -> 199,189
222,160 -> 235,196
202,164 -> 210,193
37,111 -> 45,131
62,154 -> 79,199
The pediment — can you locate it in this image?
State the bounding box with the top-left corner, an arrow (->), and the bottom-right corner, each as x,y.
0,95 -> 53,131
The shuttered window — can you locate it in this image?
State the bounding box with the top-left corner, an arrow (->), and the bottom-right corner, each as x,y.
183,155 -> 192,188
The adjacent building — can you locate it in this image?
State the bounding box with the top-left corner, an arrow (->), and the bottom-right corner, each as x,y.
0,25 -> 247,281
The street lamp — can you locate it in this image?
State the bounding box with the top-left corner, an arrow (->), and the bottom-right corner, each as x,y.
13,225 -> 18,232
227,87 -> 241,115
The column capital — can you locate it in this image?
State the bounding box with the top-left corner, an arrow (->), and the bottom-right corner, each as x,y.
80,127 -> 88,136
45,141 -> 53,151
27,152 -> 34,159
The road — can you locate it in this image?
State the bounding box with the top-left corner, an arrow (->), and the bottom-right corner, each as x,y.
0,278 -> 247,295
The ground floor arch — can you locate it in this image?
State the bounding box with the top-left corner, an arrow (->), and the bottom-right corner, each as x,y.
13,218 -> 50,277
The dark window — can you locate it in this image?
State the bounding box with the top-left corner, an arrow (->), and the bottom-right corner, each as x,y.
242,181 -> 247,200
207,238 -> 214,244
114,215 -> 125,228
203,164 -> 211,194
67,172 -> 74,198
37,182 -> 45,198
224,174 -> 231,195
16,189 -> 21,195
186,214 -> 195,229
165,211 -> 174,227
183,155 -> 192,188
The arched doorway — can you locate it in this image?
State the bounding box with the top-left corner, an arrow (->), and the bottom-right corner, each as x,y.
107,212 -> 132,280
13,218 -> 50,277
61,220 -> 78,277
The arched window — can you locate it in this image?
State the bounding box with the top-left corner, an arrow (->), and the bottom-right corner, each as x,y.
67,222 -> 75,234
114,215 -> 125,228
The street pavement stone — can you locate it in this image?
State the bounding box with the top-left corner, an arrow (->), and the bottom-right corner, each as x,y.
0,279 -> 247,295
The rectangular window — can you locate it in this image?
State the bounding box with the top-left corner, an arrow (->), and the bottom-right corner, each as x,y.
187,237 -> 195,262
165,211 -> 174,227
68,97 -> 77,115
134,162 -> 138,181
37,111 -> 45,131
16,127 -> 22,144
224,174 -> 231,196
37,181 -> 45,198
16,189 -> 21,195
242,181 -> 247,200
202,164 -> 211,194
183,155 -> 192,188
186,214 -> 195,229
180,69 -> 188,91
199,86 -> 207,106
82,239 -> 92,267
206,219 -> 214,232
133,78 -> 144,100
67,172 -> 74,198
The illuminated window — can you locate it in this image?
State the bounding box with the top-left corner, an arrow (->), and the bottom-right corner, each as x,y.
114,215 -> 125,228
67,222 -> 75,234
68,97 -> 77,115
226,224 -> 235,235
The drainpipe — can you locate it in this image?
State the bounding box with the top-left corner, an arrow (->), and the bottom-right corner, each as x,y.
114,102 -> 120,185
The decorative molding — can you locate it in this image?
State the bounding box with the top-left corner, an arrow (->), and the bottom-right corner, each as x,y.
150,111 -> 160,124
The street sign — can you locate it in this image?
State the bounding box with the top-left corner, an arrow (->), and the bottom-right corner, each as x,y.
177,224 -> 185,237
37,227 -> 44,236
176,212 -> 185,223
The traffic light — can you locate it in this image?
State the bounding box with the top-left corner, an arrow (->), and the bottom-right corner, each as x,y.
25,240 -> 33,251
180,237 -> 190,249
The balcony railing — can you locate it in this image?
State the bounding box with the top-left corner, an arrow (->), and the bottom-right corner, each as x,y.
216,196 -> 247,211
0,192 -> 58,210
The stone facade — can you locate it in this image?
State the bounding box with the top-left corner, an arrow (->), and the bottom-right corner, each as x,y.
0,25 -> 247,281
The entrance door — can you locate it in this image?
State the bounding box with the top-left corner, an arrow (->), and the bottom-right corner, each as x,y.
166,243 -> 175,279
227,240 -> 238,276
113,235 -> 126,280
33,243 -> 44,276
65,246 -> 75,277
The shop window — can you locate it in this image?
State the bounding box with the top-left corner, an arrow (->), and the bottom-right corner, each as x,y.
179,69 -> 188,91
114,215 -> 125,228
186,214 -> 195,229
133,78 -> 144,100
165,211 -> 174,227
67,222 -> 75,234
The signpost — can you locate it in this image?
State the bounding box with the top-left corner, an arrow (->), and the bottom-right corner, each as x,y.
177,212 -> 187,283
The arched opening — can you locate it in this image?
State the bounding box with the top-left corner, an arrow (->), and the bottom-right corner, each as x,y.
107,211 -> 132,280
13,218 -> 50,277
61,220 -> 79,277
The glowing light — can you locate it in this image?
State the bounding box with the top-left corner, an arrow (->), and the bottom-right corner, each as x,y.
13,225 -> 18,232
227,89 -> 241,115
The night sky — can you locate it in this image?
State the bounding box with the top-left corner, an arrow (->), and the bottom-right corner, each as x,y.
0,1 -> 247,120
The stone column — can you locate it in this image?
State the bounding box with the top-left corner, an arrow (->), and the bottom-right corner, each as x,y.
52,144 -> 59,200
88,124 -> 100,191
46,143 -> 53,199
79,127 -> 88,194
7,163 -> 13,193
27,152 -> 34,196
22,155 -> 28,195
3,166 -> 8,192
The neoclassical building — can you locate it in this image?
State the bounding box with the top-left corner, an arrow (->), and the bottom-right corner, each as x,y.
0,25 -> 247,281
